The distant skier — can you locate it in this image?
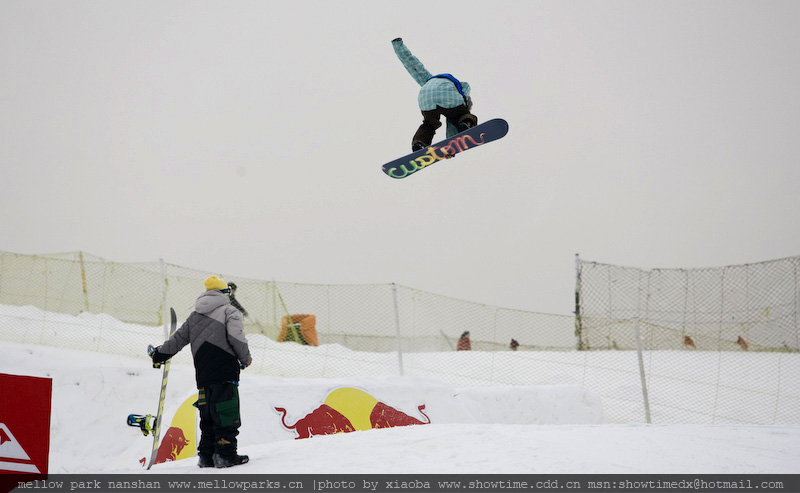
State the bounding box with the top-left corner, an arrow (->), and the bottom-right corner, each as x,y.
150,275 -> 252,468
392,37 -> 478,152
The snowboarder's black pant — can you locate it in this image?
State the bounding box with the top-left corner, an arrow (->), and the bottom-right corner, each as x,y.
197,382 -> 241,459
413,104 -> 478,147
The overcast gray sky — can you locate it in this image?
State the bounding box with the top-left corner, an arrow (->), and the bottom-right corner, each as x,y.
2,1 -> 798,315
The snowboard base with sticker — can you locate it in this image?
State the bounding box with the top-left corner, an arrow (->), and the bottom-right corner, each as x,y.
381,118 -> 509,179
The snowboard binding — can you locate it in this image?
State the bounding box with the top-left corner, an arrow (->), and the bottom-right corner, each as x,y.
127,413 -> 156,436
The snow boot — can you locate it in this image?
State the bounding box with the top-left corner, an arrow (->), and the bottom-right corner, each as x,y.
197,455 -> 214,468
213,453 -> 249,468
412,141 -> 427,152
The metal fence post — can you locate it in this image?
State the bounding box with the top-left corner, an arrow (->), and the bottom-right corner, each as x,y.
392,283 -> 404,376
634,317 -> 652,424
574,253 -> 582,350
79,251 -> 90,312
160,258 -> 167,338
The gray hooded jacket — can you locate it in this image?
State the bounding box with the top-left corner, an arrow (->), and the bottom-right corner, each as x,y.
155,290 -> 251,387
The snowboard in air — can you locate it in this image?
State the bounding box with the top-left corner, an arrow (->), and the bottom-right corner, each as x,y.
381,118 -> 509,179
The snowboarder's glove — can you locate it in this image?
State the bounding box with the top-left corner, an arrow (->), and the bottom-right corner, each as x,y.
148,344 -> 167,369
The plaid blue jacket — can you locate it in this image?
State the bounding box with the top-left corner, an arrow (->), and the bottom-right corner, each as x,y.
393,39 -> 471,136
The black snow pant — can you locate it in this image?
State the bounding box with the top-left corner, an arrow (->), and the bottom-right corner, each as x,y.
412,104 -> 478,148
197,382 -> 241,459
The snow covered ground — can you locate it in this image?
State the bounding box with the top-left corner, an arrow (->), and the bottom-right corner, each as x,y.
2,339 -> 798,476
0,306 -> 798,476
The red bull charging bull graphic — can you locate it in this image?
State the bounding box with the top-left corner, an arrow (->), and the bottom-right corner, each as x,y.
154,426 -> 191,464
137,393 -> 197,467
275,387 -> 430,439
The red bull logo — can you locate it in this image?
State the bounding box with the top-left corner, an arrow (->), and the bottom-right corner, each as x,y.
274,387 -> 430,439
154,426 -> 190,464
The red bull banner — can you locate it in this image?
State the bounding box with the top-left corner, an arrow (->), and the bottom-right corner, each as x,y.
275,387 -> 429,439
0,373 -> 51,475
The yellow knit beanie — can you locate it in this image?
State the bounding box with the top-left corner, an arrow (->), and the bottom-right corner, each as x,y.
204,275 -> 228,291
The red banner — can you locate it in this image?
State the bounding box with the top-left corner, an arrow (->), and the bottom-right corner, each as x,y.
0,373 -> 52,476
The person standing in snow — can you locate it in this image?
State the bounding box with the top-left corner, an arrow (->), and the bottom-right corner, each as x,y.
227,282 -> 249,318
457,331 -> 472,351
392,37 -> 478,152
150,275 -> 252,468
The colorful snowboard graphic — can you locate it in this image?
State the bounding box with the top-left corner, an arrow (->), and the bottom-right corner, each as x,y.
381,118 -> 509,179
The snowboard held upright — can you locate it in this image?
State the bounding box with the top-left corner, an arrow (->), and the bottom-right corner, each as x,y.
126,307 -> 178,469
381,118 -> 509,179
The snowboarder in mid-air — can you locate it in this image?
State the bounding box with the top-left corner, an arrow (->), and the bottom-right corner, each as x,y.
392,37 -> 478,152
